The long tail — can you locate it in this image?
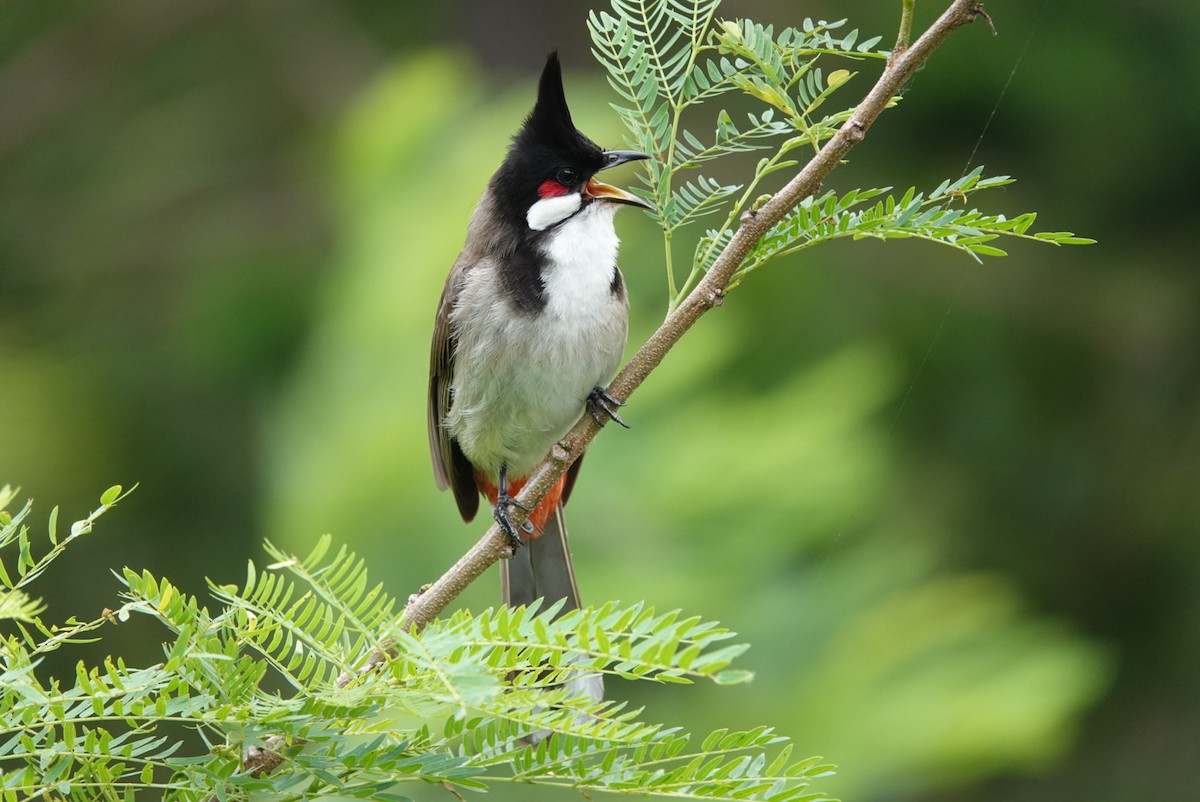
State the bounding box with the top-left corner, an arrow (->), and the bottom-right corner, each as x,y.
500,502 -> 603,743
500,502 -> 581,617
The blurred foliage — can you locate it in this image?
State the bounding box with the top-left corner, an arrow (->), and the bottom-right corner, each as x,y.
2,1 -> 1198,801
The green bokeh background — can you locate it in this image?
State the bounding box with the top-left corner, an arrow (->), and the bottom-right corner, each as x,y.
2,1 -> 1197,800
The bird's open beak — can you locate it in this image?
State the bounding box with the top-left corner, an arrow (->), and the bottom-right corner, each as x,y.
585,177 -> 654,210
588,149 -> 654,210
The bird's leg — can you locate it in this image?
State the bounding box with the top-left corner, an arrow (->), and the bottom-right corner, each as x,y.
494,466 -> 534,549
587,386 -> 630,428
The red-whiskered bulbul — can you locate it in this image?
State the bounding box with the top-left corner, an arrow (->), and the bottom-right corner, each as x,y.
428,52 -> 650,616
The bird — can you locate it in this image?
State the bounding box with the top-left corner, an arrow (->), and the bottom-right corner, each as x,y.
428,51 -> 651,617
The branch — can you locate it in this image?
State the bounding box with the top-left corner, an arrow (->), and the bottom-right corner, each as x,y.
400,0 -> 990,635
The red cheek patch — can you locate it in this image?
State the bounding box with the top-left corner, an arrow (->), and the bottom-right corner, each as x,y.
537,180 -> 569,199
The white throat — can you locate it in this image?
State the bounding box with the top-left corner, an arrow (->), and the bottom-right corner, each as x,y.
540,203 -> 620,319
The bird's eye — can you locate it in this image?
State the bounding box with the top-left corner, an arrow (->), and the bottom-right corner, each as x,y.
555,168 -> 580,186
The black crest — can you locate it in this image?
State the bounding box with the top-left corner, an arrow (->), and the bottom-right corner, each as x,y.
526,52 -> 577,145
505,53 -> 605,182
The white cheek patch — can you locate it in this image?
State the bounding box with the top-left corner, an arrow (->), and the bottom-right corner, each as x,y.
526,192 -> 582,231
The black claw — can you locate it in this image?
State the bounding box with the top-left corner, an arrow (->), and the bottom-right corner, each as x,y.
493,496 -> 529,550
494,467 -> 530,550
587,386 -> 630,428
493,504 -> 524,550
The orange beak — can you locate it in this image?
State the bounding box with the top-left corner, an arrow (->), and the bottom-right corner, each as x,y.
584,177 -> 654,210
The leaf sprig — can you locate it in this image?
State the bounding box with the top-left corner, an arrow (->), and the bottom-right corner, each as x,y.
590,1 -> 886,307
0,490 -> 832,801
589,0 -> 1092,312
693,167 -> 1096,289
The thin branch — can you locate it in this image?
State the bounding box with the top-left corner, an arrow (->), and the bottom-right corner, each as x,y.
896,0 -> 917,52
400,0 -> 991,635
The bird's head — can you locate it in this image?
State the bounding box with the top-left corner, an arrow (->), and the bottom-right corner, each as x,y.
494,52 -> 653,233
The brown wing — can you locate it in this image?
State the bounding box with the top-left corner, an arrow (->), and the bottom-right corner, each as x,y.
428,255 -> 481,522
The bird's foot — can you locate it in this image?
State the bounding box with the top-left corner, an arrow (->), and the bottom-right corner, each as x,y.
587,386 -> 630,428
493,492 -> 534,550
494,467 -> 534,550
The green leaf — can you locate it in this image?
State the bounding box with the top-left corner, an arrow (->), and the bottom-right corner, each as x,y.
714,669 -> 756,685
0,588 -> 45,622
